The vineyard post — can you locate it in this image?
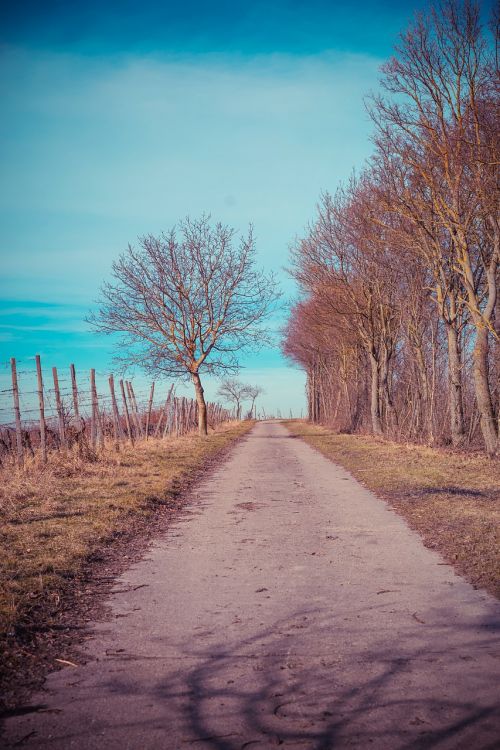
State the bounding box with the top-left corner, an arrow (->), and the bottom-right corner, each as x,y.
90,369 -> 97,449
179,397 -> 186,435
108,374 -> 123,449
10,357 -> 23,467
120,379 -> 134,445
129,381 -> 144,437
174,398 -> 180,437
169,397 -> 175,437
97,394 -> 105,450
155,384 -> 174,438
153,404 -> 164,436
52,366 -> 66,449
165,395 -> 175,437
126,382 -> 141,438
166,389 -> 177,437
35,354 -> 47,463
145,382 -> 155,439
125,381 -> 134,436
70,364 -> 80,418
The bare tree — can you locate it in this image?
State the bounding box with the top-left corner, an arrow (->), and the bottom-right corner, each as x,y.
89,216 -> 279,436
290,184 -> 402,437
245,385 -> 264,418
217,378 -> 250,420
283,0 -> 498,456
370,0 -> 499,455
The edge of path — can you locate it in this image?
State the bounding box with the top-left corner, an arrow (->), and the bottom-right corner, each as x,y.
0,421 -> 255,720
283,419 -> 500,601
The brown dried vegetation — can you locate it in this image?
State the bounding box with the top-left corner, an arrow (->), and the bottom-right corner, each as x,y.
0,421 -> 253,709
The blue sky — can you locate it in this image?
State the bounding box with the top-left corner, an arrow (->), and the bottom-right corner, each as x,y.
1,0 -> 439,417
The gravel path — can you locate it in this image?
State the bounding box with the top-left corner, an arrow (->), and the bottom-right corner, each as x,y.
3,421 -> 500,749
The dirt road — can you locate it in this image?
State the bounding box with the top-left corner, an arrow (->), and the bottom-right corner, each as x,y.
3,421 -> 500,748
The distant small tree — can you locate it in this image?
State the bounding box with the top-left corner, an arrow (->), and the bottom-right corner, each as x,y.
89,216 -> 278,436
217,378 -> 250,420
245,385 -> 263,418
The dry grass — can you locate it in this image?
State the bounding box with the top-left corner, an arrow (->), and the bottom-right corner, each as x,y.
284,421 -> 500,599
0,421 -> 252,704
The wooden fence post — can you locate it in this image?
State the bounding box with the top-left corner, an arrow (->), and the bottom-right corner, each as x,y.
108,375 -> 123,449
128,381 -> 144,438
155,384 -> 174,438
70,364 -> 80,418
120,379 -> 134,445
90,369 -> 97,449
178,397 -> 185,435
154,404 -> 164,437
52,366 -> 66,449
164,393 -> 176,437
10,358 -> 23,467
95,380 -> 105,451
145,382 -> 155,439
98,404 -> 105,450
126,382 -> 139,438
35,354 -> 47,463
173,398 -> 179,437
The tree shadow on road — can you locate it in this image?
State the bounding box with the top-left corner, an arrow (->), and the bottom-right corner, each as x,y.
9,603 -> 499,749
143,607 -> 500,749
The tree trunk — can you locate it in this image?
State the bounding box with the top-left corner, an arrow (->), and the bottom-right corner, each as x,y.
445,324 -> 466,447
472,327 -> 498,457
311,367 -> 316,422
314,365 -> 321,423
369,354 -> 383,436
414,343 -> 434,444
250,398 -> 257,419
307,370 -> 313,421
191,372 -> 208,436
379,345 -> 397,435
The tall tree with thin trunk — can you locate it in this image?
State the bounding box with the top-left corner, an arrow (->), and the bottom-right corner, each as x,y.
370,0 -> 499,454
245,385 -> 264,418
89,215 -> 278,436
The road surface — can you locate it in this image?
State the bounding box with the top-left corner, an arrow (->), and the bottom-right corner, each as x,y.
3,421 -> 500,748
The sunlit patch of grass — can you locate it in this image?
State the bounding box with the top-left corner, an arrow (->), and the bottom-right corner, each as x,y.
284,420 -> 500,599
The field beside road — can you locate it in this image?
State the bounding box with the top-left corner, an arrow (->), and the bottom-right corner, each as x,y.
284,421 -> 500,599
0,421 -> 253,711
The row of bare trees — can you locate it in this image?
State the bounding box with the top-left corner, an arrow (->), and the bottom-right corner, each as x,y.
217,378 -> 263,419
283,0 -> 499,456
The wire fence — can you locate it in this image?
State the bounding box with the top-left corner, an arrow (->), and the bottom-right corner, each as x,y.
1,356 -> 234,467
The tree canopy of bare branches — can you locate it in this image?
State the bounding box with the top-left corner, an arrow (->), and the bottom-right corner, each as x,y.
245,385 -> 264,418
90,215 -> 279,435
284,0 -> 499,456
217,378 -> 263,419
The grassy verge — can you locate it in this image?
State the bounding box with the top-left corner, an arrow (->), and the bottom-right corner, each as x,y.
283,421 -> 500,599
0,421 -> 253,709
